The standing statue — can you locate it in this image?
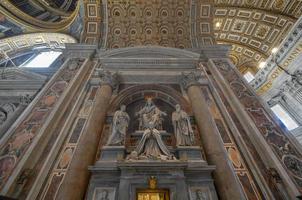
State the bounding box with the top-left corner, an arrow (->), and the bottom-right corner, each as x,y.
172,104 -> 194,146
107,105 -> 130,145
136,98 -> 167,130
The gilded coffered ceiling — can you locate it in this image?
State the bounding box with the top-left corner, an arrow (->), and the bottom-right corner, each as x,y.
0,0 -> 301,73
105,0 -> 191,48
98,0 -> 215,48
214,0 -> 302,73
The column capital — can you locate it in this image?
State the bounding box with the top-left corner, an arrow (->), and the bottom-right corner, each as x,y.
180,71 -> 202,90
98,70 -> 119,90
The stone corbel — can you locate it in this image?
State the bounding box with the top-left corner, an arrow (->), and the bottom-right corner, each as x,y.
180,71 -> 203,90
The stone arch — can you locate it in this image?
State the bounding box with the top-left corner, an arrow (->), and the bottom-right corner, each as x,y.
109,84 -> 191,114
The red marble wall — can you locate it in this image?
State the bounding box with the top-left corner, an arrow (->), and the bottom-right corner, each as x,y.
212,59 -> 302,195
0,59 -> 84,190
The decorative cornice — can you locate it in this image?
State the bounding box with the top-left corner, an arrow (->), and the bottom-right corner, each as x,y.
180,71 -> 202,90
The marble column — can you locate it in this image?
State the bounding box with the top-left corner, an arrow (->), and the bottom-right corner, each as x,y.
56,71 -> 118,200
181,72 -> 246,200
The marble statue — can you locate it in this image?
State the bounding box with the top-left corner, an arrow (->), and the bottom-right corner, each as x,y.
136,128 -> 173,160
107,105 -> 130,145
129,98 -> 174,160
136,98 -> 167,130
172,104 -> 194,146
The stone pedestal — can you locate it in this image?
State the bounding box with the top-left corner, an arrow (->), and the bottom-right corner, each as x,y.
87,161 -> 218,200
100,146 -> 126,161
87,140 -> 217,200
176,146 -> 204,161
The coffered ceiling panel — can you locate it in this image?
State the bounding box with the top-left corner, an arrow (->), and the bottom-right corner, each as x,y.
1,0 -> 302,74
105,0 -> 191,48
213,0 -> 302,71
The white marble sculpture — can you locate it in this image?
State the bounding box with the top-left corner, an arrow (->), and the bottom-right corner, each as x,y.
107,105 -> 130,145
135,98 -> 167,130
131,98 -> 174,160
172,104 -> 194,146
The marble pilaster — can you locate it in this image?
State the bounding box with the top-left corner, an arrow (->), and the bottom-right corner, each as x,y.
56,71 -> 118,200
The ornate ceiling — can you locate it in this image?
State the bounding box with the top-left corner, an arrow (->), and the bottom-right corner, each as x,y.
105,0 -> 192,48
84,0 -> 216,49
0,0 -> 302,73
0,0 -> 79,37
214,0 -> 302,73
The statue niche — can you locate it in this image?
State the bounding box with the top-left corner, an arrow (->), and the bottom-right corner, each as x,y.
105,97 -> 196,161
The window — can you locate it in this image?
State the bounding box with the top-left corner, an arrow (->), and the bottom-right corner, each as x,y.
21,51 -> 62,68
243,71 -> 255,83
271,104 -> 299,131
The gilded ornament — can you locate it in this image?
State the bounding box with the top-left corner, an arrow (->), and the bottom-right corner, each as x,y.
149,176 -> 157,189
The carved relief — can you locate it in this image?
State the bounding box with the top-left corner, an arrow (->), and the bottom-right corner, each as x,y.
93,187 -> 116,200
189,186 -> 212,200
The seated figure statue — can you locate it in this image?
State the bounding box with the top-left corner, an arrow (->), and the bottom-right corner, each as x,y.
136,98 -> 166,130
128,98 -> 175,160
